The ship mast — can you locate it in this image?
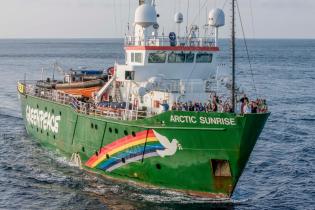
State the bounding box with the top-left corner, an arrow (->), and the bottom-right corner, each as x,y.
231,0 -> 236,113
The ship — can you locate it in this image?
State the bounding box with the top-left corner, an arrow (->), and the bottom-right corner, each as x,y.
17,0 -> 269,199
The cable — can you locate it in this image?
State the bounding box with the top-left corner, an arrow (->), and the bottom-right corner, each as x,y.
189,0 -> 208,26
128,0 -> 131,33
222,0 -> 229,9
113,0 -> 117,36
249,0 -> 256,38
198,0 -> 201,27
183,0 -> 207,43
235,0 -> 258,97
119,0 -> 123,35
186,62 -> 197,82
186,0 -> 190,33
184,0 -> 212,81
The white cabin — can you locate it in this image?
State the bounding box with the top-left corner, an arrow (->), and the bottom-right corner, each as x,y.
97,0 -> 225,115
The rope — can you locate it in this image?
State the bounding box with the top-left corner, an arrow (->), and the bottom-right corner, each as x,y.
222,0 -> 229,9
249,0 -> 256,38
185,62 -> 197,82
198,0 -> 201,27
128,0 -> 131,33
236,0 -> 258,97
189,0 -> 208,27
113,0 -> 117,36
186,0 -> 190,33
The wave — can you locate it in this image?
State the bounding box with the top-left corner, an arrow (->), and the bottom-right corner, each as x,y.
0,112 -> 23,120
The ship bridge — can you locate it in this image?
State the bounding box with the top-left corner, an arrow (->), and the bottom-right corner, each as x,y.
99,0 -> 226,114
115,0 -> 224,82
119,42 -> 219,81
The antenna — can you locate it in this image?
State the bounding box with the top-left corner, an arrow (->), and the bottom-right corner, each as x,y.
174,12 -> 184,37
231,0 -> 236,113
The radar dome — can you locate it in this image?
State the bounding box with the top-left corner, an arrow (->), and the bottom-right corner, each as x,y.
135,4 -> 157,27
209,9 -> 225,27
174,12 -> 183,24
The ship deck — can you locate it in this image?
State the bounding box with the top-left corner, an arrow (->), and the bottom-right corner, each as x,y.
18,80 -> 268,122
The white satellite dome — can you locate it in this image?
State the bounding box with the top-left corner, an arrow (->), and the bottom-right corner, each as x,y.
209,8 -> 225,27
135,4 -> 157,27
174,12 -> 184,24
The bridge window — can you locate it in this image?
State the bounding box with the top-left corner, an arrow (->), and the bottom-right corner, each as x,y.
185,53 -> 195,63
196,53 -> 213,63
148,52 -> 167,63
131,52 -> 143,63
168,52 -> 195,63
168,52 -> 185,63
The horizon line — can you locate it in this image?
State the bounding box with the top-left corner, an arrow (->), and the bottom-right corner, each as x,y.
0,37 -> 314,40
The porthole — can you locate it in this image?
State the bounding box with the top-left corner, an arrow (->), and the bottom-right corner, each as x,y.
109,127 -> 112,133
115,128 -> 118,134
37,128 -> 39,132
59,111 -> 62,116
52,109 -> 54,114
41,129 -> 43,133
82,147 -> 85,152
53,135 -> 56,139
91,123 -> 94,129
156,163 -> 161,170
36,104 -> 39,108
45,107 -> 47,111
47,132 -> 49,137
132,131 -> 136,137
95,124 -> 98,130
124,130 -> 128,136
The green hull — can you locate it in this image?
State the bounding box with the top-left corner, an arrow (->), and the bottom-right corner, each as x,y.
19,93 -> 269,198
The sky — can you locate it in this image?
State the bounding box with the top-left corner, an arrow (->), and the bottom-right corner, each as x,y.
0,0 -> 314,39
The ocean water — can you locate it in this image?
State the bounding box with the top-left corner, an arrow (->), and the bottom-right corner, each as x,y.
0,39 -> 314,210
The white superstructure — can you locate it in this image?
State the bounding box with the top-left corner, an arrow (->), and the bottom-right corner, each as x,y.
96,1 -> 225,115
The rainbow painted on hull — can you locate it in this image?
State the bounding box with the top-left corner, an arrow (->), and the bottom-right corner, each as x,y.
86,129 -> 165,172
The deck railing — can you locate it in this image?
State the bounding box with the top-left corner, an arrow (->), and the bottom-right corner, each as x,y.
125,35 -> 215,47
19,81 -> 150,121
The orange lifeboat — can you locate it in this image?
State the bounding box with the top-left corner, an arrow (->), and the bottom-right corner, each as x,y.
62,86 -> 101,98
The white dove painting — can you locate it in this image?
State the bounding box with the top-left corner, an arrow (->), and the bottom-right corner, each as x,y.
153,130 -> 182,158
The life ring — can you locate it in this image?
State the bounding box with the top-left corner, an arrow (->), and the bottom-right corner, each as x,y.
169,32 -> 176,41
